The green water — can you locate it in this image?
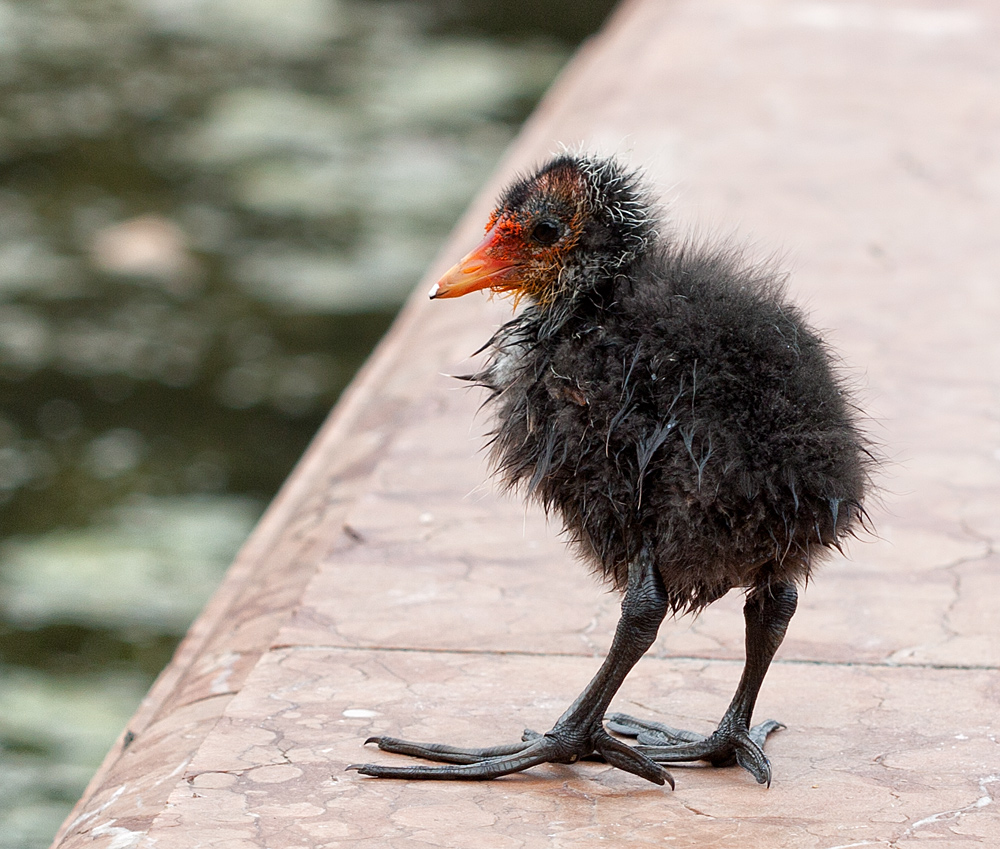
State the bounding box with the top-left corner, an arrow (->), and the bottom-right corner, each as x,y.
0,1 -> 616,845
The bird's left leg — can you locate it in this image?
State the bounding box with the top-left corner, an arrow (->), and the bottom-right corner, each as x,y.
607,580 -> 798,786
347,548 -> 674,785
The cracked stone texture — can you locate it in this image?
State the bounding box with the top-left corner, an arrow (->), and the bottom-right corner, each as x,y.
53,0 -> 1000,847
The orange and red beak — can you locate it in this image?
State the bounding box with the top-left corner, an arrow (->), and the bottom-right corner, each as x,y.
429,224 -> 518,299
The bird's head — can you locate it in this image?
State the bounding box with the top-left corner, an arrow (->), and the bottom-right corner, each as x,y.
430,154 -> 654,308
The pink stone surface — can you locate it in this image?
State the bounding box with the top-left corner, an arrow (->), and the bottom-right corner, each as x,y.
53,0 -> 1000,846
167,649 -> 1000,848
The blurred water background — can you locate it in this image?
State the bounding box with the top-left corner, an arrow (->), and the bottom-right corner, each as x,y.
0,1 -> 616,845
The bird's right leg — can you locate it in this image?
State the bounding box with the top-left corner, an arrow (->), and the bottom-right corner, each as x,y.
347,547 -> 674,785
607,580 -> 798,786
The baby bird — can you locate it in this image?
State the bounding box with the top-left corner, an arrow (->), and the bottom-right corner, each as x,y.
350,153 -> 870,787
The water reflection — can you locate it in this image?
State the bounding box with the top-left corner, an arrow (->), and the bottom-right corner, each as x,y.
0,0 -> 615,845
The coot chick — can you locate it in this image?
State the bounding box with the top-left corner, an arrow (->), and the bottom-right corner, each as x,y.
350,153 -> 870,787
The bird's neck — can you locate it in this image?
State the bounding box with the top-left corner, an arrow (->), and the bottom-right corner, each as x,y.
521,255 -> 639,340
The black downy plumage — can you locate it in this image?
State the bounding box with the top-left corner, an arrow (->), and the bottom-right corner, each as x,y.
350,154 -> 871,787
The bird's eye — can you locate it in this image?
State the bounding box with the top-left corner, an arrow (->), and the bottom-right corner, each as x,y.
529,219 -> 562,246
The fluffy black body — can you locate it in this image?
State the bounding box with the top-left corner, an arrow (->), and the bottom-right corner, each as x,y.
480,240 -> 867,611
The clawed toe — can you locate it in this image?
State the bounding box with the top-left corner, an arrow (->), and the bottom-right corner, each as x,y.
592,730 -> 674,787
730,732 -> 772,785
747,719 -> 785,749
348,735 -> 548,780
365,735 -> 530,765
606,713 -> 706,745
